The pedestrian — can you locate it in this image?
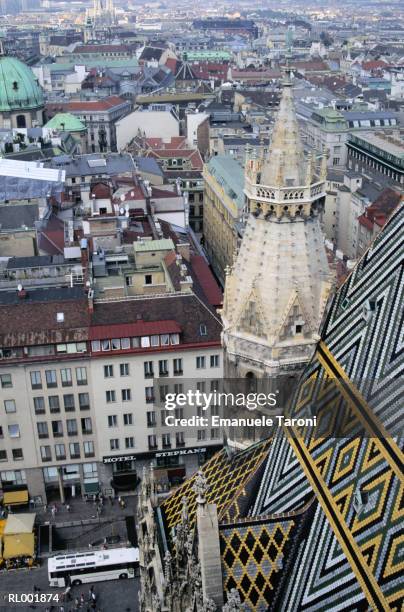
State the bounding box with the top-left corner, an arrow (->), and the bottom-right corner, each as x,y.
66,504 -> 70,512
80,593 -> 85,606
74,597 -> 79,608
91,592 -> 96,602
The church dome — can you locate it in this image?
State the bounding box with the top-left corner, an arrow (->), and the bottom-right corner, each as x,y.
0,56 -> 44,112
45,113 -> 87,133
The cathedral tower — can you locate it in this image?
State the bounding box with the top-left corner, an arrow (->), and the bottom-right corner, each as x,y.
222,78 -> 333,386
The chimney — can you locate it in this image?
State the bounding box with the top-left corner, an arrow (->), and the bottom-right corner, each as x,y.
17,284 -> 27,299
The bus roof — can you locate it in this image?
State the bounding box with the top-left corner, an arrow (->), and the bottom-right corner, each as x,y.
48,547 -> 139,571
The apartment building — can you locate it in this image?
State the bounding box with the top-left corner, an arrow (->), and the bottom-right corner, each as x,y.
46,96 -> 132,153
203,155 -> 245,286
0,286 -> 223,505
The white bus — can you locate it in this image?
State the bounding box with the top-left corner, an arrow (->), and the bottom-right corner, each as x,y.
48,547 -> 139,587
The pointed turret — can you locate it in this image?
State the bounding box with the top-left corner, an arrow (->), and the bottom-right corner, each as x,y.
260,81 -> 305,187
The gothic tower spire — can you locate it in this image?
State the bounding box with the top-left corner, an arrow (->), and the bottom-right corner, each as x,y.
222,78 -> 333,388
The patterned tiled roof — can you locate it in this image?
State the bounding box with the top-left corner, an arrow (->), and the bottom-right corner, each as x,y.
161,438 -> 272,531
220,518 -> 296,611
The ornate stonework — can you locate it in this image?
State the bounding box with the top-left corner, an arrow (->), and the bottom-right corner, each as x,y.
222,79 -> 333,382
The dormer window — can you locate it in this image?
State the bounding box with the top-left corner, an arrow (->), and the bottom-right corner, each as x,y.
12,81 -> 18,90
199,324 -> 207,336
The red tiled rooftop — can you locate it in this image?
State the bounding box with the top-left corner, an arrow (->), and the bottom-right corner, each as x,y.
74,44 -> 134,53
151,187 -> 180,199
89,319 -> 181,340
145,136 -> 187,150
190,255 -> 223,307
362,60 -> 388,70
66,96 -> 127,112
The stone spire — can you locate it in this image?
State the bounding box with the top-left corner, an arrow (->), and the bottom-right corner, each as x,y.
260,80 -> 305,187
222,78 -> 333,382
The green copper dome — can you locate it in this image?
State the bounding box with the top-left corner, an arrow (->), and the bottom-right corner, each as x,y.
45,113 -> 87,133
0,56 -> 44,112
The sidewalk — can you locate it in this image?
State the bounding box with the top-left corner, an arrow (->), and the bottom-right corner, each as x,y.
33,494 -> 138,526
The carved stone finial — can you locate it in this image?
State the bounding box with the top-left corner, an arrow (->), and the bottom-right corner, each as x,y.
202,598 -> 217,611
181,496 -> 189,524
223,588 -> 242,611
193,470 -> 207,504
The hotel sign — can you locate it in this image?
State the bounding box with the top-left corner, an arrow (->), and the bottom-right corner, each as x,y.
103,454 -> 137,464
155,447 -> 207,458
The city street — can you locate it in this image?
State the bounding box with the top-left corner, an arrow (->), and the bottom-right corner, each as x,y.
0,495 -> 140,611
0,563 -> 139,611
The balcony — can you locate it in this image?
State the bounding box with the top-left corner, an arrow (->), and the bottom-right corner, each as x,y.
176,440 -> 185,448
145,396 -> 155,404
84,452 -> 95,458
173,370 -> 183,376
67,431 -> 78,437
82,429 -> 93,436
144,372 -> 154,379
56,455 -> 66,461
159,371 -> 169,377
53,432 -> 63,438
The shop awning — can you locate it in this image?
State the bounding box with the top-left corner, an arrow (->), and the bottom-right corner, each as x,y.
83,481 -> 100,495
3,489 -> 29,506
4,513 -> 35,535
3,533 -> 34,559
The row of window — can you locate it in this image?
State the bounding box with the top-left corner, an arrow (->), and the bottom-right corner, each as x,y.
145,429 -> 220,451
103,363 -> 130,378
33,393 -> 90,414
91,333 -> 180,353
109,437 -> 135,451
107,413 -> 133,427
0,448 -> 23,462
37,417 -> 93,439
40,441 -> 95,462
30,368 -> 88,390
105,389 -> 132,403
